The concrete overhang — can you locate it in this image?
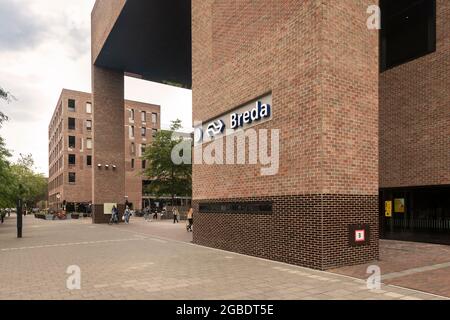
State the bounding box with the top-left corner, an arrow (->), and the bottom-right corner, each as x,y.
92,0 -> 192,89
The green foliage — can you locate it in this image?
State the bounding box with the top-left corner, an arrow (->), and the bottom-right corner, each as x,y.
142,119 -> 192,200
0,137 -> 14,208
1,87 -> 45,210
0,153 -> 47,208
10,154 -> 47,206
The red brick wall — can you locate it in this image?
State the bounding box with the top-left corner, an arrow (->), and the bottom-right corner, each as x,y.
380,0 -> 450,188
321,1 -> 379,195
91,0 -> 126,63
192,0 -> 379,269
193,0 -> 324,198
193,0 -> 378,199
92,66 -> 125,223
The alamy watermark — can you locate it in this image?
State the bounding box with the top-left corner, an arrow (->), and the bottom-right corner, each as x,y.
367,5 -> 381,30
171,126 -> 280,176
366,265 -> 381,290
66,265 -> 81,290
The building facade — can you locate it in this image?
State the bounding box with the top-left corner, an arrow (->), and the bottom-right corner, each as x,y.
379,0 -> 450,244
90,0 -> 449,269
48,89 -> 160,213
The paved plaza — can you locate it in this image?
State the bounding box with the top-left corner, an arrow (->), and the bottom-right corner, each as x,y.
331,240 -> 450,298
0,215 -> 447,300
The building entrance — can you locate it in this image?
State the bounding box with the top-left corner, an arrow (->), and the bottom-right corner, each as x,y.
380,186 -> 450,245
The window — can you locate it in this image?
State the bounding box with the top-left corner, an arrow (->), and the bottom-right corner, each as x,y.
131,142 -> 136,155
130,109 -> 135,121
86,120 -> 92,131
86,102 -> 92,114
87,155 -> 92,166
86,138 -> 92,150
380,0 -> 436,71
142,160 -> 146,169
68,172 -> 76,184
68,154 -> 76,166
152,129 -> 158,137
68,118 -> 75,130
131,159 -> 135,169
151,113 -> 157,124
68,136 -> 76,149
129,126 -> 135,138
141,111 -> 146,123
141,144 -> 146,156
68,99 -> 76,112
141,127 -> 146,137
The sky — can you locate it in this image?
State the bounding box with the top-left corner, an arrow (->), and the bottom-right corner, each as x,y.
0,0 -> 193,175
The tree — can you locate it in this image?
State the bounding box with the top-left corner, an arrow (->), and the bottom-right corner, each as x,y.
142,119 -> 192,203
0,153 -> 48,209
0,86 -> 19,209
0,137 -> 14,208
9,154 -> 47,208
0,86 -> 14,126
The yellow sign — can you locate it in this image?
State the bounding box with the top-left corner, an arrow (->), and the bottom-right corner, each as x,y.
103,203 -> 117,215
394,198 -> 405,213
385,201 -> 392,217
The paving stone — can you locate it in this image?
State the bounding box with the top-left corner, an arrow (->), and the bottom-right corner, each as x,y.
0,216 -> 446,300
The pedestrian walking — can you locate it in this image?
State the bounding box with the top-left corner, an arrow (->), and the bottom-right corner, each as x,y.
124,206 -> 131,224
144,206 -> 151,222
109,205 -> 119,224
173,207 -> 179,223
186,207 -> 193,232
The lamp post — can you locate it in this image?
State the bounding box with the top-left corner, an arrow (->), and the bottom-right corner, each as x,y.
16,184 -> 24,238
16,198 -> 22,238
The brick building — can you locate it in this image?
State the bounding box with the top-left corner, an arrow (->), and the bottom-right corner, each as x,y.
48,89 -> 160,213
379,0 -> 450,244
90,0 -> 449,269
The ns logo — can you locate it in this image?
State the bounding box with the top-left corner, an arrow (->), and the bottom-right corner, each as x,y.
206,120 -> 225,138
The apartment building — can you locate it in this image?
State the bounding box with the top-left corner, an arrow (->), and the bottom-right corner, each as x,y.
48,89 -> 160,212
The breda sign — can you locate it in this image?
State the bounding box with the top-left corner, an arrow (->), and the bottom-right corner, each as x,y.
196,93 -> 272,143
230,101 -> 271,130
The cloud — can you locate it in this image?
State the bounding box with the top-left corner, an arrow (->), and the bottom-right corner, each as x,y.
0,0 -> 91,59
0,0 -> 48,51
66,24 -> 90,59
0,0 -> 192,175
